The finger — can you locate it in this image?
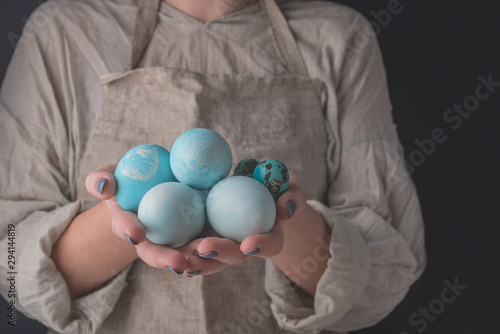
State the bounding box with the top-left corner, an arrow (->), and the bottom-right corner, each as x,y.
195,237 -> 247,265
135,239 -> 187,273
85,164 -> 118,200
184,256 -> 229,276
276,171 -> 307,221
240,218 -> 285,258
106,198 -> 147,245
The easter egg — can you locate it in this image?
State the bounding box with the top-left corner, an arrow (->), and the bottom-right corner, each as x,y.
114,144 -> 177,213
137,182 -> 205,248
233,158 -> 260,177
206,176 -> 276,242
253,159 -> 289,201
170,128 -> 232,190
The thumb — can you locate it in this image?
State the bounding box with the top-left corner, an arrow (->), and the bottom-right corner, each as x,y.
85,163 -> 118,200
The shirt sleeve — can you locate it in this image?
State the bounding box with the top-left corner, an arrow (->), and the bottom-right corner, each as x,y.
0,3 -> 132,333
264,12 -> 426,333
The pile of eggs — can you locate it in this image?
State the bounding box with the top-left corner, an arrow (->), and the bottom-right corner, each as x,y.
114,128 -> 289,247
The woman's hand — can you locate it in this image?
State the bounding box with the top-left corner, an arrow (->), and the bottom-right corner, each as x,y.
188,171 -> 307,276
86,165 -> 306,277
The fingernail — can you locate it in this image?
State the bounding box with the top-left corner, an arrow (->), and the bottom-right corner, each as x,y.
167,266 -> 182,275
96,178 -> 107,195
195,250 -> 218,259
186,269 -> 203,277
287,200 -> 296,219
244,248 -> 260,256
126,234 -> 138,246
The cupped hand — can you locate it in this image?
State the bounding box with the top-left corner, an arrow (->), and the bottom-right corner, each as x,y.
85,164 -> 190,274
86,165 -> 306,277
183,171 -> 307,276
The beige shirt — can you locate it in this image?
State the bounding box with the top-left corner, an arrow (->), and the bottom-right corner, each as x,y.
0,0 -> 426,333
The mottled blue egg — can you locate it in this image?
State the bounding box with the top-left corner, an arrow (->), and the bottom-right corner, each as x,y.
206,176 -> 276,242
137,182 -> 205,248
233,158 -> 260,177
253,159 -> 289,201
170,128 -> 232,190
114,144 -> 177,213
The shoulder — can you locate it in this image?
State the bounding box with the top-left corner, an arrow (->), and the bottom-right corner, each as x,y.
23,0 -> 138,42
35,0 -> 139,18
279,0 -> 379,64
280,0 -> 364,20
280,0 -> 371,39
280,1 -> 382,72
19,0 -> 138,73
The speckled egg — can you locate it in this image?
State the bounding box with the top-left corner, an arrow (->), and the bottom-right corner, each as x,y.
206,176 -> 276,242
233,158 -> 260,177
137,182 -> 205,248
114,144 -> 177,213
170,128 -> 232,190
253,159 -> 289,201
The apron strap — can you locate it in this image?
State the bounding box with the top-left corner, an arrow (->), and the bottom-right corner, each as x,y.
261,0 -> 309,77
128,0 -> 309,77
128,0 -> 161,70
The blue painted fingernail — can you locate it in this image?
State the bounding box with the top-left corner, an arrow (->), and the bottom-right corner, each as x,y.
186,269 -> 203,277
167,266 -> 182,275
244,248 -> 260,256
96,178 -> 107,195
195,250 -> 218,259
126,234 -> 138,246
287,200 -> 296,218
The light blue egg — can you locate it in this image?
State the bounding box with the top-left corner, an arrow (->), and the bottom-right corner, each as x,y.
253,159 -> 289,201
206,176 -> 276,242
137,182 -> 205,248
170,128 -> 232,190
114,144 -> 176,213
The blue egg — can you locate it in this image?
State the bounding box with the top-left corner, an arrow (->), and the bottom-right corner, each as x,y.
233,158 -> 260,177
206,176 -> 276,242
170,128 -> 232,190
253,159 -> 289,201
137,182 -> 205,248
114,144 -> 176,213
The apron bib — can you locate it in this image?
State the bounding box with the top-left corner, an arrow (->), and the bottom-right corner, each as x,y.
76,0 -> 329,332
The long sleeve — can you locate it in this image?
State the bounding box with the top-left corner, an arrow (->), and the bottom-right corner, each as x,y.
265,10 -> 426,333
0,1 -> 426,333
0,2 -> 133,332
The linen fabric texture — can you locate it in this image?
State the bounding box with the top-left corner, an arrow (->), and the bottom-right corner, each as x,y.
0,0 -> 426,333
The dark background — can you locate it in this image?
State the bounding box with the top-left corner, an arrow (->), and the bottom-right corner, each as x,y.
1,0 -> 499,333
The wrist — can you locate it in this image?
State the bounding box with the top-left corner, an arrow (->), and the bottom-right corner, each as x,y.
272,204 -> 330,296
51,200 -> 138,299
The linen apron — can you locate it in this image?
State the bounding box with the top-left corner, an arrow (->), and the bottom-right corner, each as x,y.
76,0 -> 330,332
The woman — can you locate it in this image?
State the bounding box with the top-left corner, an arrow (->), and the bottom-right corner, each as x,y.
0,0 -> 426,333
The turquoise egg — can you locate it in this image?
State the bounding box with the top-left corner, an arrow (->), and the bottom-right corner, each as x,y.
206,176 -> 276,242
253,159 -> 289,201
114,144 -> 177,213
170,128 -> 232,190
137,182 -> 205,248
233,158 -> 260,177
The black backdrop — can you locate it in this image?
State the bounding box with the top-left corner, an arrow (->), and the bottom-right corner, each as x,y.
1,1 -> 499,333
